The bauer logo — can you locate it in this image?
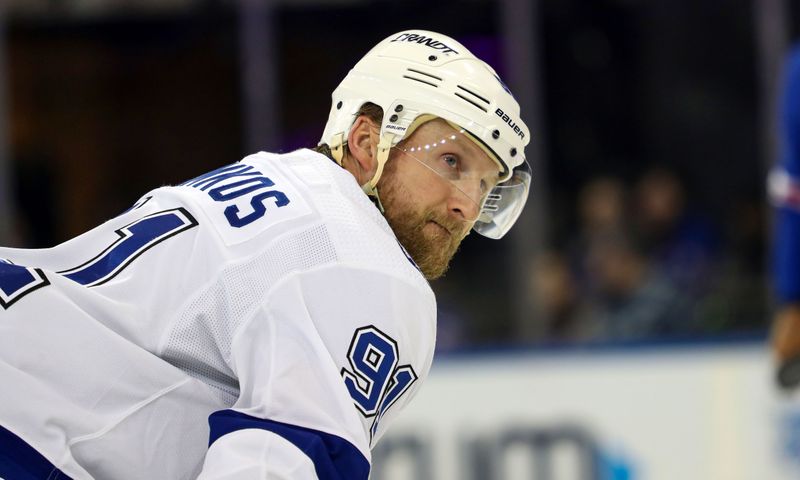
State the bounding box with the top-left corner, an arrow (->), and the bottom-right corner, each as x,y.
385,124 -> 407,133
389,33 -> 459,55
495,108 -> 525,140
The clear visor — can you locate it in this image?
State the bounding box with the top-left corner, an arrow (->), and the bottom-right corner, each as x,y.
473,161 -> 531,239
392,124 -> 531,239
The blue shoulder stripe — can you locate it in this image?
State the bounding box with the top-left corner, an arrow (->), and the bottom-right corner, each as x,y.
0,424 -> 73,480
208,410 -> 370,480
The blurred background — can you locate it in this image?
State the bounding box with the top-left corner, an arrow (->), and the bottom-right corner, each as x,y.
0,0 -> 798,478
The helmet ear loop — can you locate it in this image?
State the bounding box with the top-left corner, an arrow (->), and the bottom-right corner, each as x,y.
361,132 -> 395,213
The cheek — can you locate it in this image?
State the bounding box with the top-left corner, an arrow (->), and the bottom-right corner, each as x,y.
410,172 -> 450,206
383,158 -> 450,213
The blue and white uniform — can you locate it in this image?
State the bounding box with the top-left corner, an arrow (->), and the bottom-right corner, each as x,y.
771,46 -> 800,305
0,149 -> 436,479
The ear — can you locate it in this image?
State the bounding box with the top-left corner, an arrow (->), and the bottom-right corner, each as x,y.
345,115 -> 380,184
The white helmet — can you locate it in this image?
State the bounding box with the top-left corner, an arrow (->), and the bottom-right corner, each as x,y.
320,29 -> 531,239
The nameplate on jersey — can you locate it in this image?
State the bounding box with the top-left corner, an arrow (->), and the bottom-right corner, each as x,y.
180,160 -> 311,245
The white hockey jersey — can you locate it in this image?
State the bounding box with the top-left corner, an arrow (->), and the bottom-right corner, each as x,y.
0,149 -> 437,479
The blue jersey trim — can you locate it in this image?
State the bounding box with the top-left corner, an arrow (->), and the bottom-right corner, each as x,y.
208,410 -> 370,480
0,424 -> 72,480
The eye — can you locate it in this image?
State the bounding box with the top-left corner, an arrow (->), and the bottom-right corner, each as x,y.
442,154 -> 459,170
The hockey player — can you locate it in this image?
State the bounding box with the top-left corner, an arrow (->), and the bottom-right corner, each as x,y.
771,45 -> 800,389
0,30 -> 530,479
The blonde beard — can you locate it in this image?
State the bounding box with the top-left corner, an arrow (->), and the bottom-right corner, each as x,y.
378,165 -> 468,280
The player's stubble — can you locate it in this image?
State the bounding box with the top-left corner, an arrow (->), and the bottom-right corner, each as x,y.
378,155 -> 469,280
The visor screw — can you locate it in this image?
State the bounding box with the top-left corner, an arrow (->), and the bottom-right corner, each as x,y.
492,129 -> 500,139
428,55 -> 437,62
389,114 -> 399,122
510,148 -> 517,157
394,104 -> 404,113
336,101 -> 342,110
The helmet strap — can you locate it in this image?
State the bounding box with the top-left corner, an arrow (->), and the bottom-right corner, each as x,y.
360,132 -> 395,213
330,133 -> 346,166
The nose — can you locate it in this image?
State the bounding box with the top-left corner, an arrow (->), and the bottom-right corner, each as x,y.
447,183 -> 481,222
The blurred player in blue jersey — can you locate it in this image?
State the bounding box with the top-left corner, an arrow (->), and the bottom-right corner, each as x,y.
771,45 -> 800,388
0,30 -> 531,479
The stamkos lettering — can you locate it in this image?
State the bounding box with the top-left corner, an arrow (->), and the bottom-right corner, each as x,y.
389,33 -> 458,55
181,164 -> 290,228
495,108 -> 525,140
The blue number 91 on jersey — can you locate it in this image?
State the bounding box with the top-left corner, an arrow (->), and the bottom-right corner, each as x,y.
341,326 -> 418,442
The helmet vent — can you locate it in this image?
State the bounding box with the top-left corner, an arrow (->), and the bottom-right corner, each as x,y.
454,93 -> 488,113
406,68 -> 442,81
403,75 -> 439,88
457,85 -> 490,105
455,85 -> 490,113
402,68 -> 442,88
